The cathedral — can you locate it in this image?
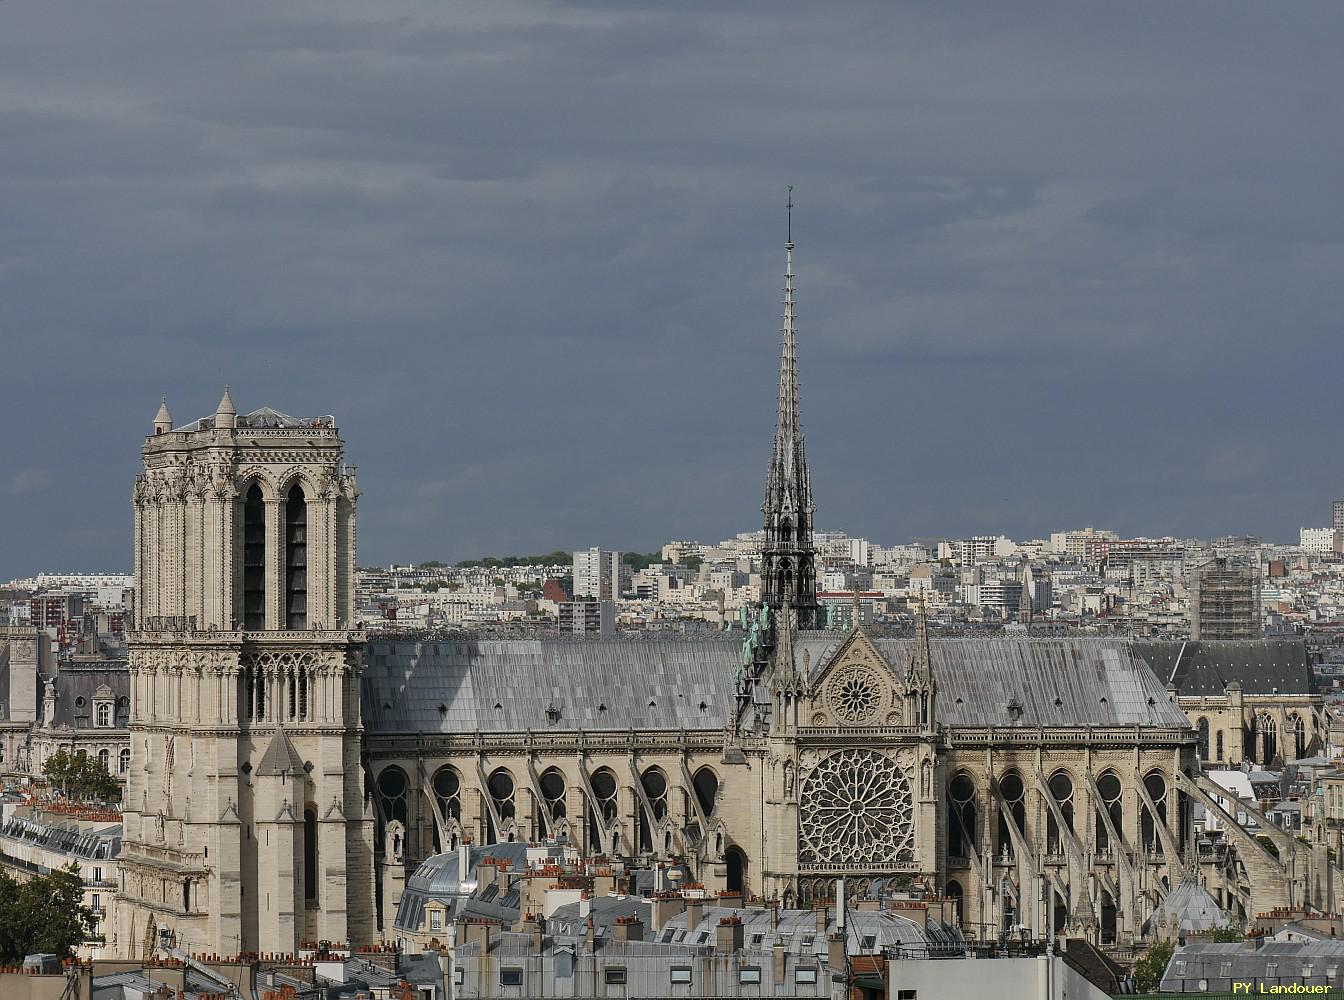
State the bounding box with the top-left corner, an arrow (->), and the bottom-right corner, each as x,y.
112,228 -> 1299,960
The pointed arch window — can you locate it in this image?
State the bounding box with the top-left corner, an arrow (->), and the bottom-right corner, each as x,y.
285,484 -> 307,629
1095,770 -> 1123,854
996,771 -> 1025,861
588,768 -> 618,849
1046,770 -> 1074,857
242,484 -> 266,630
947,772 -> 976,860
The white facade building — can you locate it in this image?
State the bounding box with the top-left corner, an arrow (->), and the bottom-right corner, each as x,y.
1300,528 -> 1341,557
573,548 -> 622,600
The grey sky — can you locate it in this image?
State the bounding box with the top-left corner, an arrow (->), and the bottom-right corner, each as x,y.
3,2 -> 1343,575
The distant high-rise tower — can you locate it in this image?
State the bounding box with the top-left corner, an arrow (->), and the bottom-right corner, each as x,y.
1333,499 -> 1344,533
113,390 -> 373,958
1189,556 -> 1261,640
572,548 -> 622,601
760,192 -> 819,628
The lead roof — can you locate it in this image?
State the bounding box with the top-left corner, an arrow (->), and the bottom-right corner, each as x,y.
363,634 -> 1190,733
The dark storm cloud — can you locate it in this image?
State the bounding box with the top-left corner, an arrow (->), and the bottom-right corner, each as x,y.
2,1 -> 1343,575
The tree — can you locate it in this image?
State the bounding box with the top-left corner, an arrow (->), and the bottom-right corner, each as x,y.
621,551 -> 662,571
683,555 -> 703,572
0,865 -> 93,962
1133,939 -> 1176,993
43,749 -> 121,804
1211,926 -> 1243,942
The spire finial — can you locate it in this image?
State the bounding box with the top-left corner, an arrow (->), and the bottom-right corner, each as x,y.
786,185 -> 793,248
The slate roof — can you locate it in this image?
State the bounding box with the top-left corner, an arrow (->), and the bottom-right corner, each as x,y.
1134,640 -> 1316,697
365,635 -> 1189,734
42,661 -> 130,730
1160,941 -> 1344,993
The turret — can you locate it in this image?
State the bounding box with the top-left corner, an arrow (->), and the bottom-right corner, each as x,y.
214,386 -> 237,430
153,397 -> 173,435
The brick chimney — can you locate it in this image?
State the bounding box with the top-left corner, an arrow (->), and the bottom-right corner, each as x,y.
716,915 -> 744,954
475,857 -> 498,894
815,903 -> 829,933
685,897 -> 704,931
513,912 -> 544,951
716,889 -> 743,909
613,915 -> 644,943
456,918 -> 494,953
827,932 -> 846,973
651,891 -> 687,932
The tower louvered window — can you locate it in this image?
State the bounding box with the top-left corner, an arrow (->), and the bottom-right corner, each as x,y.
285,484 -> 307,629
242,484 -> 266,630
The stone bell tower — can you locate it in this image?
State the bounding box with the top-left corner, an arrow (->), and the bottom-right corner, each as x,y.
113,389 -> 374,959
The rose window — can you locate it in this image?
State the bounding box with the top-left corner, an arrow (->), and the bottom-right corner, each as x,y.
799,748 -> 914,867
826,666 -> 880,724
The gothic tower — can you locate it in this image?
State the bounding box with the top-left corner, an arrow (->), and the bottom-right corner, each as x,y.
113,390 -> 374,959
760,192 -> 819,629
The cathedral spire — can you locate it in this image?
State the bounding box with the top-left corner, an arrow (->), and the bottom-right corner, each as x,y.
760,188 -> 818,627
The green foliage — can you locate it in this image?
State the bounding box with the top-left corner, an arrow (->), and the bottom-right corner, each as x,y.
492,577 -> 506,587
457,551 -> 571,569
1133,939 -> 1176,993
418,560 -> 446,569
621,551 -> 662,571
0,865 -> 93,963
682,555 -> 704,572
42,749 -> 121,804
1211,926 -> 1244,942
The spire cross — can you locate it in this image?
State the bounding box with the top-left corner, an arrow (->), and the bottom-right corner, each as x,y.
786,185 -> 793,248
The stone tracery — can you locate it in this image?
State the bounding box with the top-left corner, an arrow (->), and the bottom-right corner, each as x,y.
798,747 -> 914,867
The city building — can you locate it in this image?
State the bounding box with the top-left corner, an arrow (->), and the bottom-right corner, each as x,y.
1189,557 -> 1262,640
0,803 -> 121,958
556,599 -> 615,635
1135,640 -> 1322,768
572,548 -> 622,601
1302,527 -> 1342,557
